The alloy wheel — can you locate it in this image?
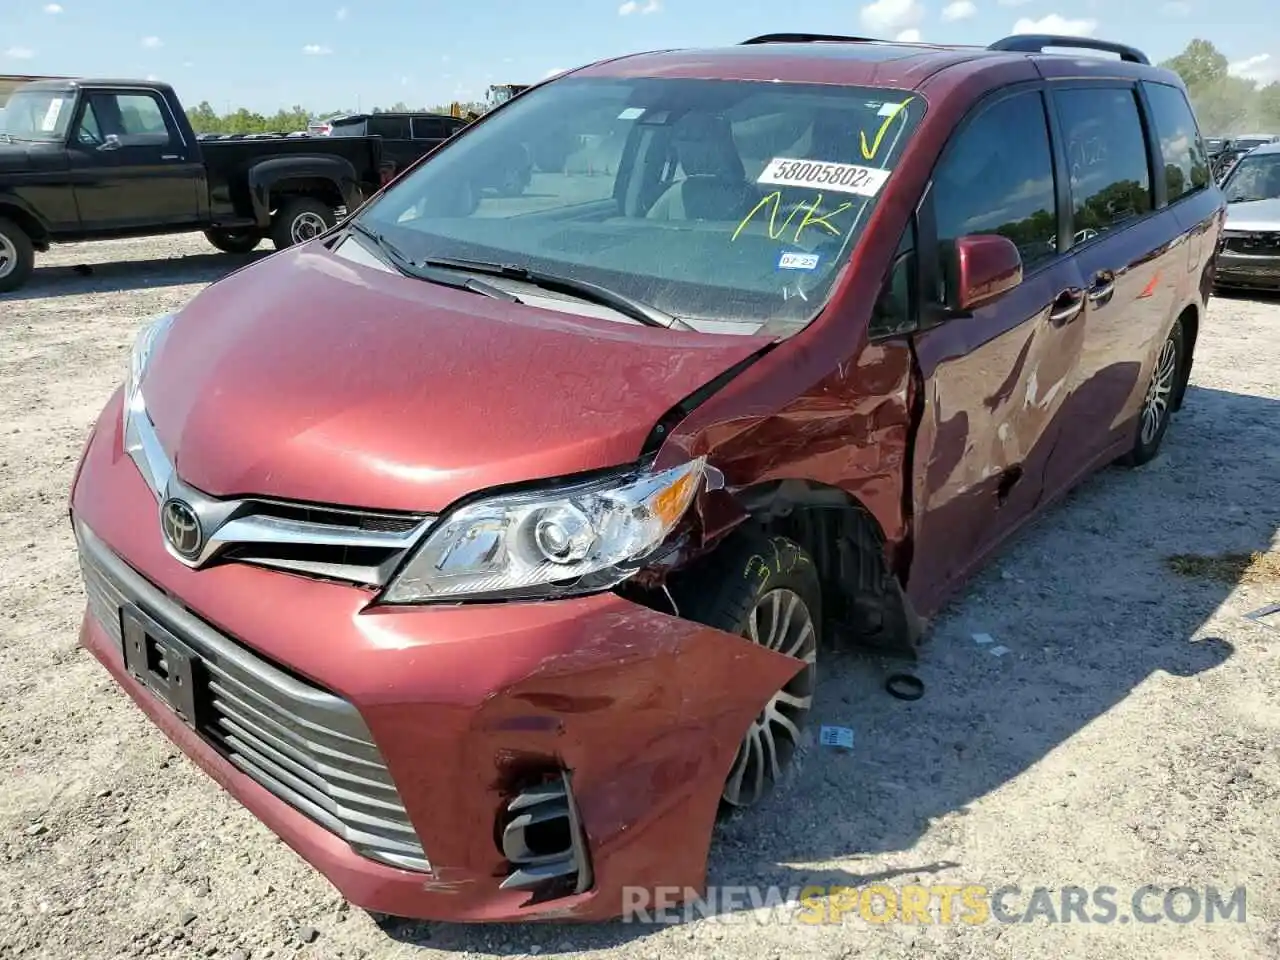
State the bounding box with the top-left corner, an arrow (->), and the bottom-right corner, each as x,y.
290,212 -> 329,244
0,233 -> 15,280
722,588 -> 816,809
1140,337 -> 1178,446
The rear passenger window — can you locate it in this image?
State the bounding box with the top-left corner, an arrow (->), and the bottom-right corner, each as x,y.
412,118 -> 447,140
931,90 -> 1060,286
1142,81 -> 1211,200
368,116 -> 410,139
1052,87 -> 1152,238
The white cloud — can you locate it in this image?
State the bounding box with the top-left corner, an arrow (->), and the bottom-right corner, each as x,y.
896,28 -> 922,42
543,66 -> 567,78
1161,0 -> 1191,13
302,44 -> 333,56
1229,53 -> 1279,85
1012,14 -> 1098,37
998,0 -> 1030,5
335,6 -> 348,19
942,0 -> 977,20
141,36 -> 162,48
618,0 -> 660,14
4,46 -> 35,59
145,74 -> 159,81
44,3 -> 63,13
861,0 -> 924,34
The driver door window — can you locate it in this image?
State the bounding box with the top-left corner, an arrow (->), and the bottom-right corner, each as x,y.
74,102 -> 103,146
931,89 -> 1060,303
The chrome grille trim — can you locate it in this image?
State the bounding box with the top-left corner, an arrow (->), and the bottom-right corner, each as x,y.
74,521 -> 431,873
124,397 -> 432,587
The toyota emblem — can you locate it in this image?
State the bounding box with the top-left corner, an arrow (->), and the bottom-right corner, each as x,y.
161,498 -> 203,559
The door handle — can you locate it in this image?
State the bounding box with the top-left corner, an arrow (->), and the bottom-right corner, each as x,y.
1048,287 -> 1085,325
1087,270 -> 1117,302
161,154 -> 182,160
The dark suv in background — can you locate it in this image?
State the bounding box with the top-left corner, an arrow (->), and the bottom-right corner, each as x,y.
308,111 -> 467,178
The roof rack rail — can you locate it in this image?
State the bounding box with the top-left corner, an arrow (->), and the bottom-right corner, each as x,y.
741,33 -> 879,45
987,34 -> 1149,65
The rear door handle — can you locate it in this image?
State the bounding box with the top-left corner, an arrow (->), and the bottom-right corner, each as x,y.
1087,270 -> 1117,301
1048,287 -> 1085,324
161,154 -> 182,161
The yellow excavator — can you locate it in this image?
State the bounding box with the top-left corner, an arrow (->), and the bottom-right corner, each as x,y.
449,84 -> 530,123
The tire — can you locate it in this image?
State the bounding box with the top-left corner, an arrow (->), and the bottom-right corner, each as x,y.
0,217 -> 36,294
671,529 -> 820,812
1120,317 -> 1184,467
204,228 -> 263,255
270,197 -> 337,250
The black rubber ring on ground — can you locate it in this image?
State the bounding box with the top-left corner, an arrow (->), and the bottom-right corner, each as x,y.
885,673 -> 924,701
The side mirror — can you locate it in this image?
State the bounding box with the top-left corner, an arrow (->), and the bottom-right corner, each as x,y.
952,234 -> 1023,311
98,134 -> 122,152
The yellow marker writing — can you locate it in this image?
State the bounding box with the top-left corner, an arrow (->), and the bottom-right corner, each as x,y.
861,97 -> 913,161
732,192 -> 852,243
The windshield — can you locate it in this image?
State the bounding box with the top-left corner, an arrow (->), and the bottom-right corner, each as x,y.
356,76 -> 923,335
1,89 -> 74,141
1223,152 -> 1280,202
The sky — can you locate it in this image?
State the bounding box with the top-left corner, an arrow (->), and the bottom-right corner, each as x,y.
1,0 -> 1278,115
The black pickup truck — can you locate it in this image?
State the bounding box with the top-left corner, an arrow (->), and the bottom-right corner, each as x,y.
0,78 -> 385,292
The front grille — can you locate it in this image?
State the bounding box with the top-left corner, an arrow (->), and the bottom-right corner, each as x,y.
1224,231 -> 1280,254
124,401 -> 432,587
75,521 -> 431,873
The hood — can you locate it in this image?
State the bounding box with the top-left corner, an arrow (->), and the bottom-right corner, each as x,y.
143,242 -> 772,513
1225,197 -> 1280,232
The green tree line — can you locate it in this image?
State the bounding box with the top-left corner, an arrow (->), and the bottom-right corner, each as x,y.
184,99 -> 486,135
1160,39 -> 1280,135
183,38 -> 1279,138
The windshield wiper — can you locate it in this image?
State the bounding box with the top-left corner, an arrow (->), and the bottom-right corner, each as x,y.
347,222 -> 517,302
416,255 -> 691,330
1228,195 -> 1273,203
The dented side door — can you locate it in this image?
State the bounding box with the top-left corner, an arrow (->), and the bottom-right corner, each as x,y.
903,86 -> 1087,615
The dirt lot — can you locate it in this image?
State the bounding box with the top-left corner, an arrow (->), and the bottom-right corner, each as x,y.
2,235 -> 1278,960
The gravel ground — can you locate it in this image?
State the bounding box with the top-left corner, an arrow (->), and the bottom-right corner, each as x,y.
2,234 -> 1278,960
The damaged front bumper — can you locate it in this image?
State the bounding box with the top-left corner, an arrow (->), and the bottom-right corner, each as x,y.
70,399 -> 802,923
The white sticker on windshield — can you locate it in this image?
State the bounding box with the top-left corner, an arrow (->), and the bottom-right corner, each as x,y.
757,157 -> 890,197
878,101 -> 906,117
40,98 -> 65,132
617,107 -> 645,120
778,251 -> 820,271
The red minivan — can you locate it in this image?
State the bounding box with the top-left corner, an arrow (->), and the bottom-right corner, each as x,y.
70,32 -> 1223,922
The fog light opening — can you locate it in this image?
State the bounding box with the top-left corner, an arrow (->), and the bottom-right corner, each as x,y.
497,771 -> 593,901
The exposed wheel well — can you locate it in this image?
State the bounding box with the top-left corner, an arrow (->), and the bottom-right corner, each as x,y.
269,178 -> 344,213
0,205 -> 49,249
668,479 -> 924,658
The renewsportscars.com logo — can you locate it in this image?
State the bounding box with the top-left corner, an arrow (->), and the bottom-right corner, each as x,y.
621,884 -> 1248,926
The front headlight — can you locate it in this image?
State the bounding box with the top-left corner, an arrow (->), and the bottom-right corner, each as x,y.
122,312 -> 175,422
381,458 -> 706,604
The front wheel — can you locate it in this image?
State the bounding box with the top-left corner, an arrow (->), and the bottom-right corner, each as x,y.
1120,318 -> 1184,467
270,198 -> 337,250
672,530 -> 820,811
204,228 -> 263,255
0,217 -> 36,294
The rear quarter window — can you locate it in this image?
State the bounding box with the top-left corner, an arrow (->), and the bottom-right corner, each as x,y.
1142,82 -> 1211,201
